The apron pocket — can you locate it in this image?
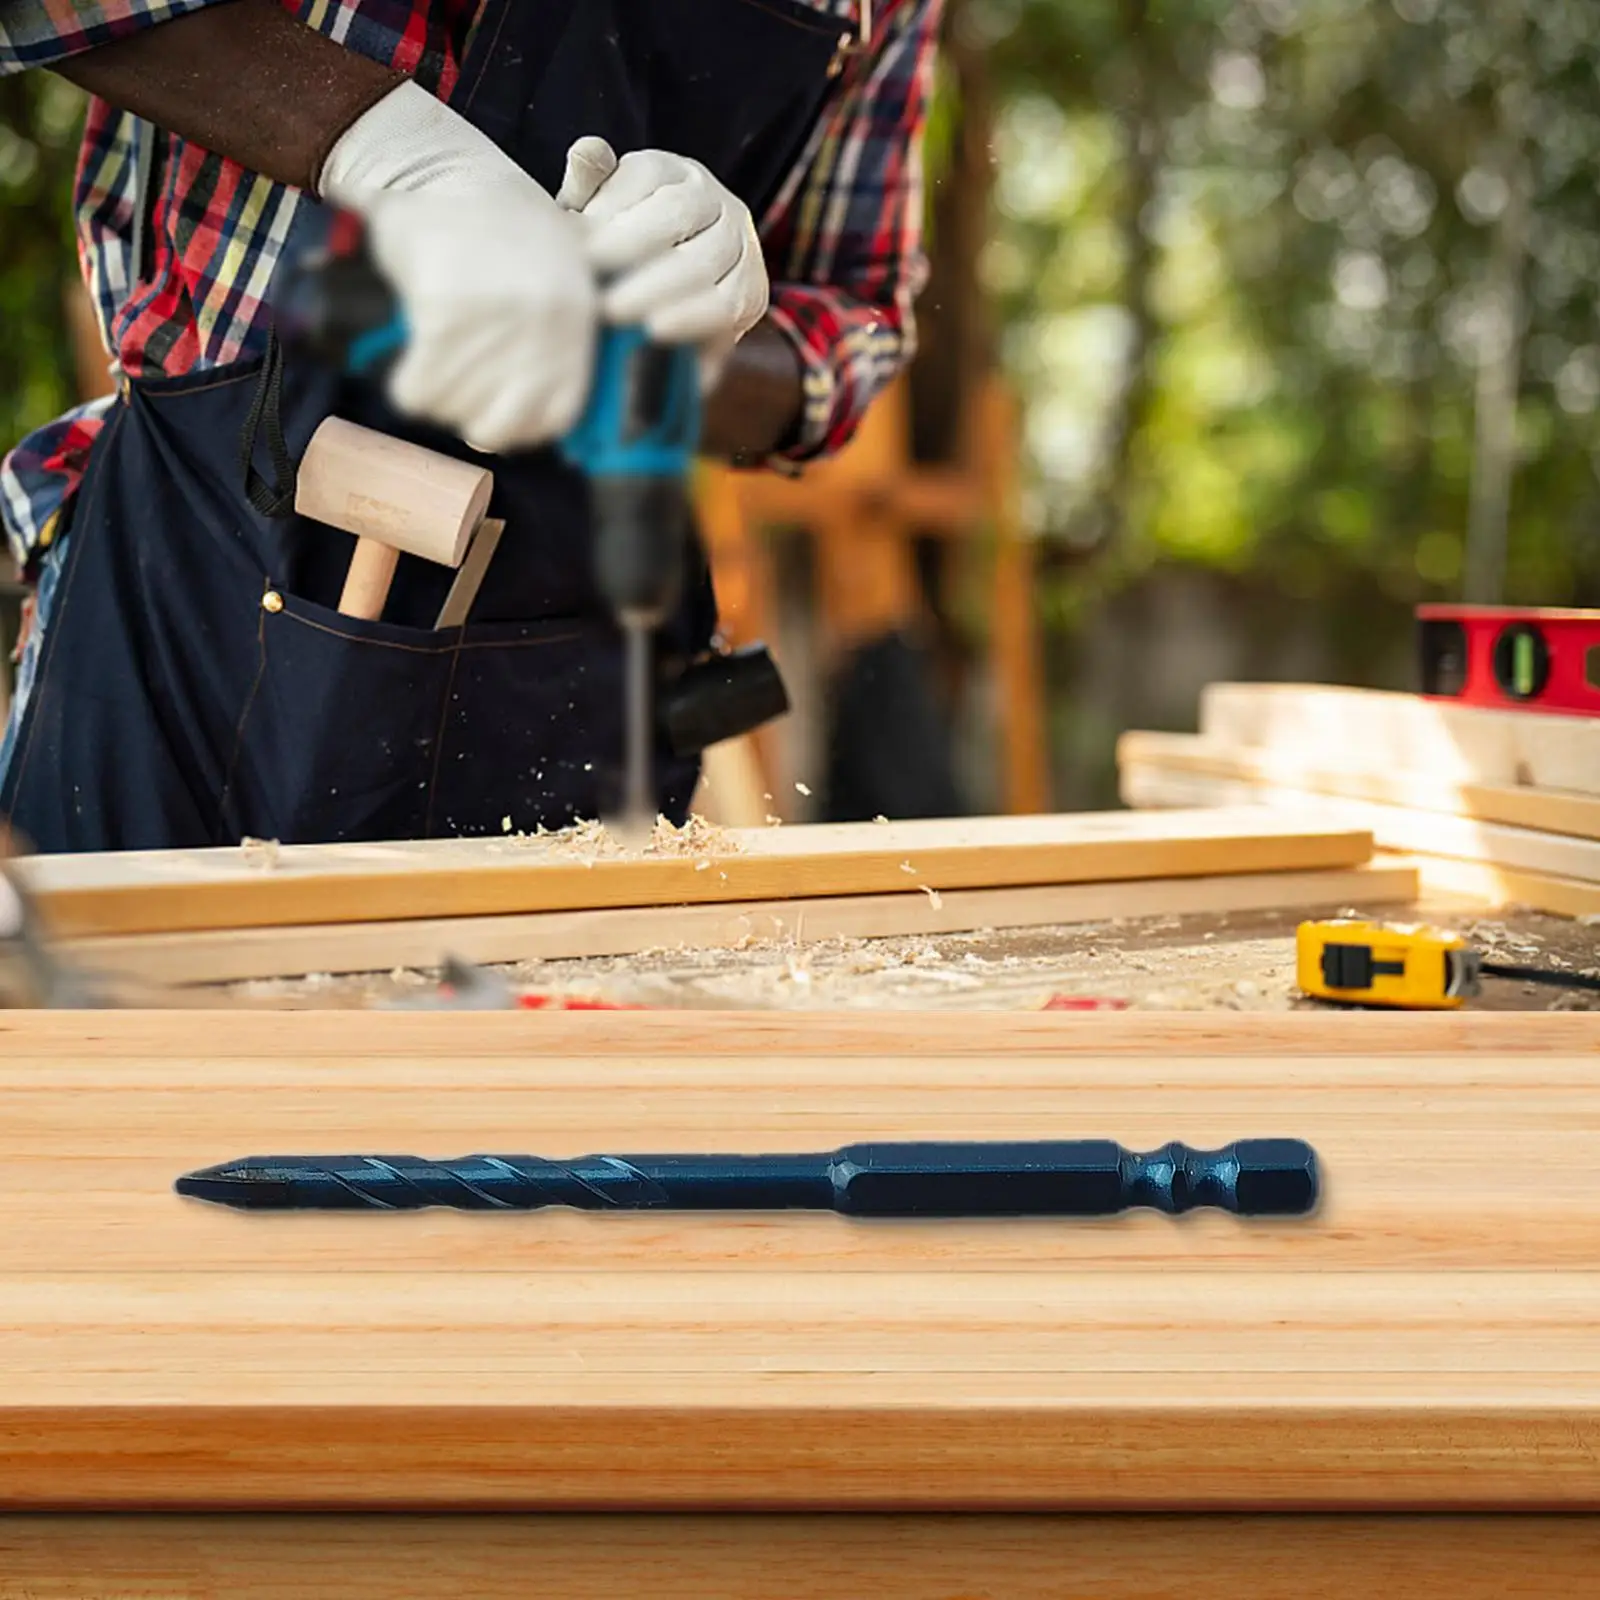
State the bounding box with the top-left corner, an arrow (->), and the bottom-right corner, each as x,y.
428,616 -> 701,836
431,616 -> 618,837
226,592 -> 459,844
228,595 -> 680,843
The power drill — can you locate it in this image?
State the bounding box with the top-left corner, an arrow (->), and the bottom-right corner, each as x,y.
563,324 -> 696,828
274,209 -> 788,827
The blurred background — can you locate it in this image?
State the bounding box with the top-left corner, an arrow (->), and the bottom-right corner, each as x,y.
4,0 -> 1599,822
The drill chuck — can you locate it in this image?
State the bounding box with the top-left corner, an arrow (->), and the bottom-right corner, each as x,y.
590,476 -> 688,624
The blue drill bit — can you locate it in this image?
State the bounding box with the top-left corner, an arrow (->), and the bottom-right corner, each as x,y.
174,1139 -> 1319,1216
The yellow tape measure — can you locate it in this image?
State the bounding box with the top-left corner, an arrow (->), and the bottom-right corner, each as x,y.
1297,919 -> 1600,1010
1297,920 -> 1478,1009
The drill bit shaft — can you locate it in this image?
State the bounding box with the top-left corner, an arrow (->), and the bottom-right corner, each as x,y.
175,1139 -> 1319,1216
620,615 -> 654,836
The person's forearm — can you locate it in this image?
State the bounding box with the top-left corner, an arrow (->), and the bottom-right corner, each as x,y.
699,318 -> 805,462
54,0 -> 401,192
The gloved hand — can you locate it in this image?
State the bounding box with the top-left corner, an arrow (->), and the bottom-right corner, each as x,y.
317,85 -> 617,452
570,142 -> 770,390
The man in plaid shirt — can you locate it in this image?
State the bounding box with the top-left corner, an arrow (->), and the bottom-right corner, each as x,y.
0,0 -> 941,851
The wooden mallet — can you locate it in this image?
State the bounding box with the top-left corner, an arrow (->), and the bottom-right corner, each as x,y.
295,417 -> 501,625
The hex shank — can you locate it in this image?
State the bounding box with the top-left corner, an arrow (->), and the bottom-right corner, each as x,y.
175,1140 -> 1319,1217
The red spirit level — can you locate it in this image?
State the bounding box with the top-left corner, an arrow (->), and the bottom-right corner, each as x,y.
1417,604 -> 1600,717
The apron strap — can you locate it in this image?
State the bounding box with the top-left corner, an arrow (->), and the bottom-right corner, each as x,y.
238,331 -> 299,518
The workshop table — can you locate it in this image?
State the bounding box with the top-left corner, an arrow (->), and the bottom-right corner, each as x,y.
1,1010 -> 1597,1598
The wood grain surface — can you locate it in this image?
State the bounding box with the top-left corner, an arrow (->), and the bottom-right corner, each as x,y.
1199,683 -> 1600,795
0,1011 -> 1596,1511
14,810 -> 1374,939
1118,730 -> 1600,841
62,862 -> 1421,987
1119,762 -> 1600,883
2,1513 -> 1595,1598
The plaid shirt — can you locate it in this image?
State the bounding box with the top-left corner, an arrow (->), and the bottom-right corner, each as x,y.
0,0 -> 938,575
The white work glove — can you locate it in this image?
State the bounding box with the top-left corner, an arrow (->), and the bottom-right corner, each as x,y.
317,85 -> 618,452
569,141 -> 769,390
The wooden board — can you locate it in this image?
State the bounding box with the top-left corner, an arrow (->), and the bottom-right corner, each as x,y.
15,810 -> 1377,940
2,1513 -> 1597,1599
1399,855 -> 1600,921
2,1010 -> 1597,1511
1119,730 -> 1600,841
1200,682 -> 1600,795
65,862 -> 1421,987
1118,762 -> 1600,885
4,1009 -> 1587,1055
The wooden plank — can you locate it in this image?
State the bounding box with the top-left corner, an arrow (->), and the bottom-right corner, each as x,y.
15,809 -> 1376,941
0,1012 -> 1597,1510
1118,762 -> 1600,885
1119,730 -> 1600,841
1200,683 -> 1600,795
2,1513 -> 1597,1598
1,1008 -> 1590,1056
65,862 -> 1421,987
1401,855 -> 1600,921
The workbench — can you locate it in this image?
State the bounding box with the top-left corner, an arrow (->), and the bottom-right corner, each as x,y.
228,896 -> 1597,1012
2,1009 -> 1597,1597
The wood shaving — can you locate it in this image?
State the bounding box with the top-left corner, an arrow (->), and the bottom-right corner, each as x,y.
240,837 -> 280,871
795,782 -> 812,797
920,884 -> 943,910
526,817 -> 625,863
650,813 -> 745,857
501,813 -> 745,863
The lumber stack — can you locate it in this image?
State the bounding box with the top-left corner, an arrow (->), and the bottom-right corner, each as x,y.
18,808 -> 1419,987
1119,684 -> 1600,919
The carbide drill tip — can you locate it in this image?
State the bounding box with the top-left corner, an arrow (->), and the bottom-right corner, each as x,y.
174,1162 -> 263,1208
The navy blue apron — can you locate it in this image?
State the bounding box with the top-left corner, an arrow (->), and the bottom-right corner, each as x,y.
1,0 -> 845,852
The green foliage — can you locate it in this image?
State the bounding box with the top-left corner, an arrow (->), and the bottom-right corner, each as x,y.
977,0 -> 1600,611
0,74 -> 85,461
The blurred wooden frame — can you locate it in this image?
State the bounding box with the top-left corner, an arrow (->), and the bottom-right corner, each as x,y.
696,372 -> 1049,819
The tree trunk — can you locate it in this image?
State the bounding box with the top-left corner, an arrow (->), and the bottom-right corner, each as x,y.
1083,0 -> 1162,556
1462,11 -> 1532,606
906,0 -> 995,712
909,1 -> 996,469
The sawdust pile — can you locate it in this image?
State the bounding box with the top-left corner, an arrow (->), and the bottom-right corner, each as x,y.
649,813 -> 744,857
498,813 -> 746,864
